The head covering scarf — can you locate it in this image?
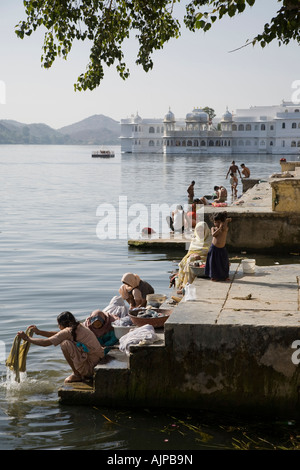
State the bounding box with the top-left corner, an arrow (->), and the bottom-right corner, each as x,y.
176,221 -> 212,289
121,273 -> 141,288
119,273 -> 141,300
189,221 -> 211,252
84,309 -> 117,337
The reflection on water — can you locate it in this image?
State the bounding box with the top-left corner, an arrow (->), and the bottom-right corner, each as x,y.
1,146 -> 300,450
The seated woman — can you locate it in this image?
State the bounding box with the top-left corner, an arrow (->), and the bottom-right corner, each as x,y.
17,311 -> 105,383
176,221 -> 212,291
119,272 -> 154,309
84,309 -> 119,354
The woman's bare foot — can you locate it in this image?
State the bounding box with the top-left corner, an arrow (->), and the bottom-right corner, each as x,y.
64,374 -> 82,383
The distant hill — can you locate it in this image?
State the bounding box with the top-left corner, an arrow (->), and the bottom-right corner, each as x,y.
0,115 -> 120,145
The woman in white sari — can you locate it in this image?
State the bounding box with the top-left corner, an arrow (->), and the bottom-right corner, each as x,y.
176,221 -> 212,291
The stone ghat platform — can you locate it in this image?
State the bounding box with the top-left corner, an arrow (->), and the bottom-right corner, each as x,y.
59,263 -> 300,418
128,180 -> 300,254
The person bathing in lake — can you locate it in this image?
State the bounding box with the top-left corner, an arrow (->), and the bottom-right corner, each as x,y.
17,311 -> 104,383
230,172 -> 238,197
119,272 -> 154,309
205,212 -> 232,282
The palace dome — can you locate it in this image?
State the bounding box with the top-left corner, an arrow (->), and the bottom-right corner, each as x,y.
164,108 -> 175,122
222,108 -> 233,122
133,112 -> 142,123
186,108 -> 208,122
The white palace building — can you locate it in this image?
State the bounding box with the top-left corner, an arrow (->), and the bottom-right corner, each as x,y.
120,101 -> 300,155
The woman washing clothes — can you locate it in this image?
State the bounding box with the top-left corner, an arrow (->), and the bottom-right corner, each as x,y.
84,309 -> 119,354
176,221 -> 212,292
17,311 -> 104,383
119,272 -> 154,309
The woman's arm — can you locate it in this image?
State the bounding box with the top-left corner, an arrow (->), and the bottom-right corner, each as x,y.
132,288 -> 144,307
28,325 -> 57,338
17,331 -> 52,347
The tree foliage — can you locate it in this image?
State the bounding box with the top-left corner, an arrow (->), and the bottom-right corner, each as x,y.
15,0 -> 300,91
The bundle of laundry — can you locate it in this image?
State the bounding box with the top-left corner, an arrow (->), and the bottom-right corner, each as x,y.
118,324 -> 159,356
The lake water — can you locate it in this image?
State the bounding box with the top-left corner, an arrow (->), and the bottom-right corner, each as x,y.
0,145 -> 299,451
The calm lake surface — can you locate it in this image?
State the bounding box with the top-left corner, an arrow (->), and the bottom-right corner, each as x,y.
1,145 -> 299,451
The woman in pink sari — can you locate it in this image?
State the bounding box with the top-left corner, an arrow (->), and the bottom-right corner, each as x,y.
17,311 -> 104,383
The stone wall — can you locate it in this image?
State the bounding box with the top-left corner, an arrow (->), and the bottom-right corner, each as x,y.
270,178 -> 300,213
204,211 -> 300,253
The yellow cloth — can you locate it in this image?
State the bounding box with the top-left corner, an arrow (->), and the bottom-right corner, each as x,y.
177,222 -> 212,289
6,327 -> 33,382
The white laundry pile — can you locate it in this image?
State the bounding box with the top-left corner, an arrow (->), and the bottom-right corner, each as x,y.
103,295 -> 129,318
118,324 -> 159,356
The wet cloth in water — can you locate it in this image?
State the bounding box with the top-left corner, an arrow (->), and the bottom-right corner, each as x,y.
204,244 -> 229,281
6,326 -> 34,382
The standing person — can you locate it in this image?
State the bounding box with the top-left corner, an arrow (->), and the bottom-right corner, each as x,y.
241,163 -> 250,178
205,212 -> 232,282
226,161 -> 241,179
17,311 -> 105,383
229,172 -> 238,197
187,181 -> 195,203
119,272 -> 154,309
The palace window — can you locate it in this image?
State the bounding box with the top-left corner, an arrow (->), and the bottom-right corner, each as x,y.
232,124 -> 237,131
292,122 -> 297,129
149,127 -> 155,133
291,141 -> 296,147
261,124 -> 266,131
238,124 -> 244,131
194,140 -> 199,147
298,141 -> 300,147
200,140 -> 206,146
209,140 -> 214,146
282,122 -> 286,129
149,140 -> 155,146
187,140 -> 193,146
246,124 -> 251,131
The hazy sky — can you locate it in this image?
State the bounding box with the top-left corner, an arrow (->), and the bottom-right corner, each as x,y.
1,1 -> 299,128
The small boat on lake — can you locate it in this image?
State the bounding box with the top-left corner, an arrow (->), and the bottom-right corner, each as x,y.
91,149 -> 115,158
